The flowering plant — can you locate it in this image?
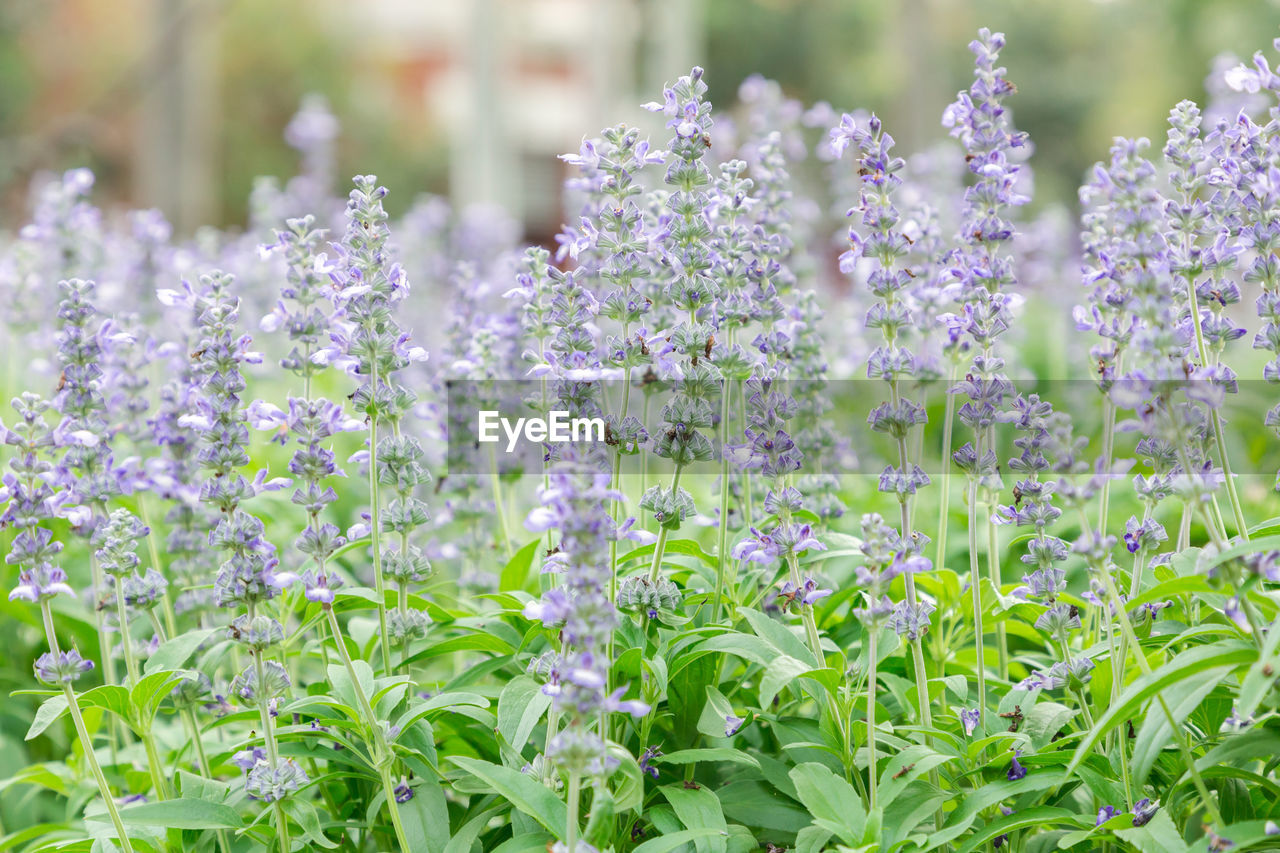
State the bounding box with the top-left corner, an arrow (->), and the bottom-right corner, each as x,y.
2,28 -> 1280,853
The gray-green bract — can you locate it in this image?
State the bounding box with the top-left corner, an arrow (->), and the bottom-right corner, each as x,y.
3,27 -> 1280,853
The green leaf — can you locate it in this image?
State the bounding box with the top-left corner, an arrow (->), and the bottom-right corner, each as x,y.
609,742 -> 645,814
1114,809 -> 1186,853
694,633 -> 776,668
794,826 -> 834,853
632,829 -> 727,853
788,762 -> 866,844
697,686 -> 747,740
1131,668 -> 1225,785
1067,641 -> 1256,776
401,633 -> 515,668
144,627 -> 218,674
175,770 -> 229,803
621,538 -> 718,567
759,655 -> 812,706
661,784 -> 728,853
497,676 -> 551,751
716,780 -> 812,835
326,661 -> 375,718
25,694 -> 69,741
924,770 -> 1065,851
500,538 -> 543,592
954,806 -> 1081,853
116,797 -> 243,829
396,778 -> 450,853
877,745 -> 952,806
129,670 -> 186,726
1022,702 -> 1078,751
449,756 -> 566,837
656,749 -> 761,771
286,798 -> 339,848
739,607 -> 818,666
76,685 -> 131,724
1236,597 -> 1280,719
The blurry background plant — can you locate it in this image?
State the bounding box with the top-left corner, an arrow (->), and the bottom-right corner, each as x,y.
2,0 -> 1278,240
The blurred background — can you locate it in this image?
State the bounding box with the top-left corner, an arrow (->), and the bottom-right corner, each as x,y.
1,0 -> 1278,241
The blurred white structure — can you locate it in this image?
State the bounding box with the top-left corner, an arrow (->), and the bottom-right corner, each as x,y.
349,0 -> 703,233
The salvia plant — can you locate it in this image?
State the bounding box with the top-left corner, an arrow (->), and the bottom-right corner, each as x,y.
3,25 -> 1280,853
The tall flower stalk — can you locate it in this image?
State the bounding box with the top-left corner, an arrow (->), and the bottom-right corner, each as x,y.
641,67 -> 719,582
4,392 -> 135,852
523,451 -> 648,847
326,175 -> 428,673
188,271 -> 299,851
941,29 -> 1029,711
832,110 -> 938,756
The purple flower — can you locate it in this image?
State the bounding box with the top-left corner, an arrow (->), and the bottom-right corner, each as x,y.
9,565 -> 75,603
232,746 -> 268,771
245,758 -> 309,803
34,650 -> 95,685
393,777 -> 414,804
724,713 -> 745,737
1131,799 -> 1162,824
301,570 -> 342,605
1096,805 -> 1120,826
961,707 -> 980,737
1006,747 -> 1027,781
993,805 -> 1014,848
638,746 -> 662,779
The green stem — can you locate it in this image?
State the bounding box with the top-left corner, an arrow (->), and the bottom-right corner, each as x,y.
489,443 -> 514,559
713,376 -> 733,623
986,494 -> 1008,682
88,546 -> 122,766
1183,257 -> 1248,542
181,708 -> 231,853
935,366 -> 958,575
1097,569 -> 1223,827
41,602 -> 135,853
366,360 -> 392,675
866,626 -> 878,811
967,470 -> 987,726
646,465 -> 683,584
251,647 -> 290,852
565,772 -> 581,852
137,497 -> 178,638
324,607 -> 412,852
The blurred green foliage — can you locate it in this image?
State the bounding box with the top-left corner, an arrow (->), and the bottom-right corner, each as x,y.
3,0 -> 1279,224
706,0 -> 1280,208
